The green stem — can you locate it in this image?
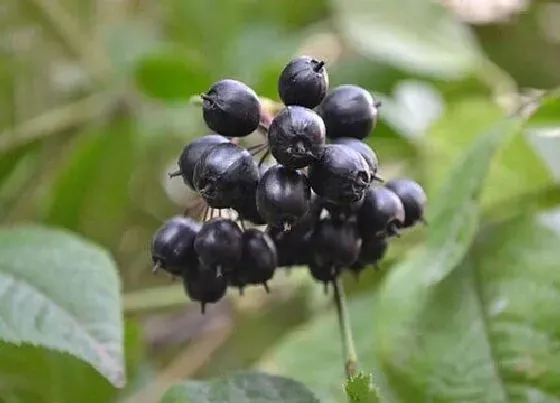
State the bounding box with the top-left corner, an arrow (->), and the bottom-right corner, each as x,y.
124,284 -> 188,312
333,277 -> 358,379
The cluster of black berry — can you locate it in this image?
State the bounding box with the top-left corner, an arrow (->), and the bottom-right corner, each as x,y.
151,56 -> 427,312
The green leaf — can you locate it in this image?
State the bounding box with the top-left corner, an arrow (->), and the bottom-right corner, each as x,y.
0,226 -> 125,387
257,293 -> 391,403
345,373 -> 380,403
374,214 -> 560,401
161,371 -> 319,403
527,95 -> 560,129
0,321 -> 142,403
134,49 -> 210,101
425,97 -> 551,213
331,0 -> 481,78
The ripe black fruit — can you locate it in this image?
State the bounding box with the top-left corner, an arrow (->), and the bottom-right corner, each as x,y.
257,165 -> 312,228
176,134 -> 229,189
193,142 -> 259,208
331,137 -> 379,180
350,235 -> 388,274
268,106 -> 326,169
308,144 -> 371,205
322,197 -> 363,223
358,187 -> 405,239
311,218 -> 361,271
183,267 -> 227,313
318,85 -> 380,140
151,216 -> 201,276
193,218 -> 243,272
386,178 -> 427,228
278,56 -> 329,109
201,79 -> 261,137
234,229 -> 278,290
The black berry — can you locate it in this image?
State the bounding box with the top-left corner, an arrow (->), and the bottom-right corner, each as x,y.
257,165 -> 312,228
318,85 -> 380,140
151,216 -> 201,276
350,235 -> 388,275
193,142 -> 259,209
234,229 -> 278,291
174,134 -> 229,189
193,218 -> 243,273
331,137 -> 380,180
386,179 -> 427,228
308,144 -> 371,205
268,106 -> 326,169
311,218 -> 361,271
201,79 -> 261,137
322,197 -> 363,223
278,56 -> 329,109
358,187 -> 405,239
183,266 -> 227,313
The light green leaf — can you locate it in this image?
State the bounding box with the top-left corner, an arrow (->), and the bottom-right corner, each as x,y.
332,0 -> 481,78
345,372 -> 381,403
0,226 -> 125,387
161,371 -> 319,403
257,293 -> 392,403
374,215 -> 560,401
134,49 -> 210,101
425,97 -> 551,215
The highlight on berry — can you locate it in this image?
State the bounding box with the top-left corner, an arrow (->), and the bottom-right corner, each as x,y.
152,56 -> 428,313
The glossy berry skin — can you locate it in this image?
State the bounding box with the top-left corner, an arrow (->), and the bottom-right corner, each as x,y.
278,56 -> 329,109
322,197 -> 363,223
311,218 -> 361,271
308,144 -> 371,205
183,267 -> 227,314
193,219 -> 243,272
151,216 -> 201,276
236,229 -> 278,286
257,165 -> 312,227
386,179 -> 427,228
358,187 -> 405,240
268,106 -> 326,169
331,137 -> 379,179
318,85 -> 379,140
201,79 -> 261,137
193,142 -> 259,209
350,235 -> 388,274
177,134 -> 229,189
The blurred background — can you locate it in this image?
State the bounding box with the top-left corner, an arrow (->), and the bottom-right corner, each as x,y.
1,0 -> 560,402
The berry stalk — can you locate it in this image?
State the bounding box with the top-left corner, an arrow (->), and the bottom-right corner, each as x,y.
332,276 -> 358,379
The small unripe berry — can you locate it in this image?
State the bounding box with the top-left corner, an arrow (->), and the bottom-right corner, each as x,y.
278,56 -> 329,109
201,79 -> 261,137
318,85 -> 380,140
268,106 -> 326,170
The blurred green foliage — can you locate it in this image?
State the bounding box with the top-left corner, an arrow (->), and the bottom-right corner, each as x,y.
1,0 -> 560,402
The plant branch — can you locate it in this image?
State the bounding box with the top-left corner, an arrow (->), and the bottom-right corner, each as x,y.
0,93 -> 110,154
333,276 -> 358,379
25,0 -> 111,82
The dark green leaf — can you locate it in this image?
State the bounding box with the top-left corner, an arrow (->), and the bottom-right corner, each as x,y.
0,225 -> 125,387
134,50 -> 210,101
161,371 -> 319,403
374,214 -> 560,401
332,0 -> 481,78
